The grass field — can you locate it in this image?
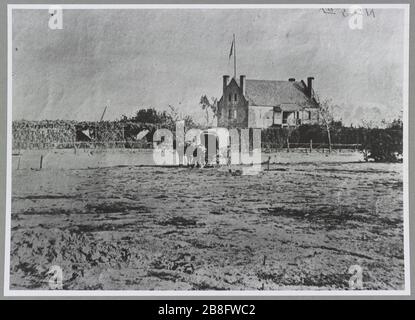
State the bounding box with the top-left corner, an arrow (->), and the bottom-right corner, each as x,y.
9,161 -> 404,290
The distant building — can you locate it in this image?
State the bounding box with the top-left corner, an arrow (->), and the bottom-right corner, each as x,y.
217,75 -> 320,128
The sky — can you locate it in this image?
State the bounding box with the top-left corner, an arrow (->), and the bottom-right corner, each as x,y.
12,7 -> 407,125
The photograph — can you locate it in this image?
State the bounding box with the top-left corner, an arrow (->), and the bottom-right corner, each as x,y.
4,4 -> 410,295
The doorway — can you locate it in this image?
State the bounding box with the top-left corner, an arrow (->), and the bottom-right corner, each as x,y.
202,132 -> 219,165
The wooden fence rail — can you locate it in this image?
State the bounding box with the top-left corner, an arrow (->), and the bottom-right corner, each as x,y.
13,139 -> 363,152
262,142 -> 362,152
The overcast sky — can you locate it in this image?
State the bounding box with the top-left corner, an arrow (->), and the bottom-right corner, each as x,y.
12,8 -> 406,125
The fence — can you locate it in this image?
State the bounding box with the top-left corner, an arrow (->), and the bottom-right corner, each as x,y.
262,140 -> 362,153
12,120 -> 76,150
12,120 -> 160,151
13,121 -> 401,162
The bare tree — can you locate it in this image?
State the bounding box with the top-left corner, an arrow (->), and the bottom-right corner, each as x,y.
200,95 -> 218,126
167,104 -> 198,128
318,99 -> 335,153
167,104 -> 180,122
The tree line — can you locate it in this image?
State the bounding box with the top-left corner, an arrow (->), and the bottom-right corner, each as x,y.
262,119 -> 403,162
13,103 -> 403,162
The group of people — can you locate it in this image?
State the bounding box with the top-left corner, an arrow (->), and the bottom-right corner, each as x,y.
176,142 -> 207,168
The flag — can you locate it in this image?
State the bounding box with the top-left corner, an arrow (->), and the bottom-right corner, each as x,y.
229,38 -> 234,60
136,130 -> 149,140
82,129 -> 92,140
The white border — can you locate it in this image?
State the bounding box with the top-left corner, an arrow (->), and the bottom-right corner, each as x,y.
402,2 -> 411,297
4,3 -> 411,297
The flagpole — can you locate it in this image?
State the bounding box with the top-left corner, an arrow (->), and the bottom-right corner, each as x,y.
233,34 -> 236,79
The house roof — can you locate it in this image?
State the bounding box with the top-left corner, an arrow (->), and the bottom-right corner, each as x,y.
244,79 -> 318,108
274,103 -> 305,112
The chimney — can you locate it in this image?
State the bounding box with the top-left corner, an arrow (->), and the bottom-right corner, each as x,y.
307,77 -> 314,97
288,78 -> 295,82
223,75 -> 230,95
240,75 -> 246,96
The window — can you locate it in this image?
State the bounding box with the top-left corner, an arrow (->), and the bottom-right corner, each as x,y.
234,110 -> 237,119
228,94 -> 232,102
308,111 -> 311,120
229,109 -> 232,119
234,94 -> 237,102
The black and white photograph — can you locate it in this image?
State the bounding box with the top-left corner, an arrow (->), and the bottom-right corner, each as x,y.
4,4 -> 410,295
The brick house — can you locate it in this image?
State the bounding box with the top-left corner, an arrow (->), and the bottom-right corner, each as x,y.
217,75 -> 320,128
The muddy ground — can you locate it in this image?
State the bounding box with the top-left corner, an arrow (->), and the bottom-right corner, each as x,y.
10,162 -> 404,290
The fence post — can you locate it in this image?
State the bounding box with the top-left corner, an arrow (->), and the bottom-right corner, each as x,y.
287,138 -> 290,153
39,155 -> 43,170
310,139 -> 312,153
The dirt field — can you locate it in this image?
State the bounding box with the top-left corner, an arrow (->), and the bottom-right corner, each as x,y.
9,161 -> 404,291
